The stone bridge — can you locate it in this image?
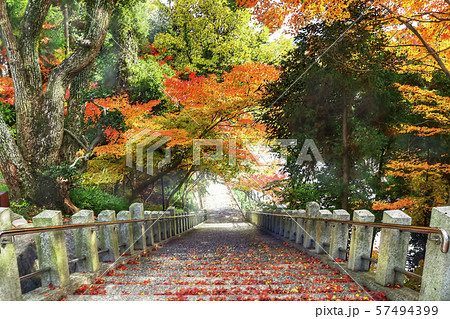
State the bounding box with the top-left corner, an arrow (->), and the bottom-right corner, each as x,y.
0,200 -> 449,301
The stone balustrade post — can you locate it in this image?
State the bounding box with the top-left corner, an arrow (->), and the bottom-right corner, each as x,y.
177,209 -> 182,234
420,206 -> 450,301
187,210 -> 191,230
167,207 -> 175,237
33,210 -> 70,287
72,210 -> 100,272
262,211 -> 266,229
348,210 -> 375,271
130,203 -> 146,252
161,211 -> 168,240
329,209 -> 350,260
278,209 -> 284,236
181,210 -> 187,233
304,202 -> 320,249
295,209 -> 306,244
261,210 -> 266,229
117,211 -> 134,254
0,208 -> 22,300
144,211 -> 155,247
375,210 -> 412,286
263,209 -> 271,232
178,210 -> 183,233
98,210 -> 120,262
315,209 -> 332,254
289,210 -> 297,241
152,212 -> 162,243
283,210 -> 291,239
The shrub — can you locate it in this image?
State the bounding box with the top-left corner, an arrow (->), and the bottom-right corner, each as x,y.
69,187 -> 130,215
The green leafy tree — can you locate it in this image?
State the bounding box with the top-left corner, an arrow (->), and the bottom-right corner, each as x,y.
260,5 -> 405,210
153,0 -> 292,75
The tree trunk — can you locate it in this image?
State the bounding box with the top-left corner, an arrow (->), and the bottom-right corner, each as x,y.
63,4 -> 70,56
113,5 -> 138,91
341,106 -> 350,210
60,63 -> 94,163
0,0 -> 115,211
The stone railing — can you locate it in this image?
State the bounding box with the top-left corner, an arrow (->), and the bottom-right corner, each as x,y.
245,203 -> 450,301
0,204 -> 207,301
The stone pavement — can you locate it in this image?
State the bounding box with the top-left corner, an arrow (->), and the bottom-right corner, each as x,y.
65,221 -> 385,301
64,183 -> 386,301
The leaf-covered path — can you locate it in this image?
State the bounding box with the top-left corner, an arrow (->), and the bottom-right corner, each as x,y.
66,217 -> 387,301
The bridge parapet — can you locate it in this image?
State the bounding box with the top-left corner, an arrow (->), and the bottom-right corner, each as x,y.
246,203 -> 450,301
0,204 -> 207,301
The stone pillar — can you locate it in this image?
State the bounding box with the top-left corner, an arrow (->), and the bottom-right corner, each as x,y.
166,207 -> 173,237
278,209 -> 284,236
144,211 -> 155,247
283,210 -> 291,239
348,210 -> 375,271
33,210 -> 70,287
304,202 -> 320,249
375,210 -> 412,286
161,211 -> 168,240
117,211 -> 134,255
0,208 -> 22,300
72,210 -> 100,272
130,203 -> 146,252
186,212 -> 191,230
152,212 -> 162,243
264,211 -> 270,230
290,210 -> 297,241
420,206 -> 450,300
330,209 -> 350,260
98,210 -> 120,262
295,210 -> 306,244
315,209 -> 332,254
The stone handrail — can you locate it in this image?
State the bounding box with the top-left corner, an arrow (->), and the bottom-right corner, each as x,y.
245,204 -> 450,301
0,205 -> 207,301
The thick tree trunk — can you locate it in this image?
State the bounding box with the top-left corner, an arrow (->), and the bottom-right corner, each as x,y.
60,63 -> 94,163
0,0 -> 115,211
113,5 -> 138,91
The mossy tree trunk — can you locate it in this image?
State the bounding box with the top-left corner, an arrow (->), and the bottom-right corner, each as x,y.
0,0 -> 115,211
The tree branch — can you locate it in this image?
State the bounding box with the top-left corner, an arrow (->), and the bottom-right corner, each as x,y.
381,4 -> 450,78
64,128 -> 89,150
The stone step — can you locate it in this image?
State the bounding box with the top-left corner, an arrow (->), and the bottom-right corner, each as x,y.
109,268 -> 340,278
93,282 -> 365,296
66,291 -> 371,301
97,274 -> 353,286
116,262 -> 338,272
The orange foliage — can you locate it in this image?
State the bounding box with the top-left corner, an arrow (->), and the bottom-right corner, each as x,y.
238,0 -> 450,76
0,77 -> 14,105
372,197 -> 416,211
396,84 -> 450,136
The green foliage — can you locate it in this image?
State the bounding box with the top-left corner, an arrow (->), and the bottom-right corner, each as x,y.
127,57 -> 173,102
42,164 -> 80,181
153,0 -> 293,75
0,103 -> 16,138
232,188 -> 258,212
260,4 -> 405,208
69,187 -> 130,215
10,199 -> 40,220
